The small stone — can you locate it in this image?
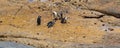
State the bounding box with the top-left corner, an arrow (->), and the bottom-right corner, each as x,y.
105,29 -> 107,31
102,24 -> 105,26
28,43 -> 30,45
37,33 -> 39,35
94,23 -> 97,25
0,21 -> 2,23
93,42 -> 97,43
83,36 -> 86,38
12,17 -> 15,19
108,28 -> 114,31
38,7 -> 41,9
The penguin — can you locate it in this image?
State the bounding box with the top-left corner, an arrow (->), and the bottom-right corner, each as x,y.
53,11 -> 57,17
37,16 -> 41,26
52,11 -> 58,20
61,16 -> 68,24
47,20 -> 56,28
58,11 -> 63,20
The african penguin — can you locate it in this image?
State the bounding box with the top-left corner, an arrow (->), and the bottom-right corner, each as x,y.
61,16 -> 68,24
47,20 -> 56,28
37,16 -> 41,26
52,11 -> 58,20
58,11 -> 63,20
53,11 -> 64,20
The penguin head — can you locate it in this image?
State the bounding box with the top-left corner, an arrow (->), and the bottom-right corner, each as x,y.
64,16 -> 68,20
38,16 -> 41,18
52,11 -> 57,15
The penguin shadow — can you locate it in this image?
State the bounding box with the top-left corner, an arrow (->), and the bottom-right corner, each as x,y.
48,27 -> 54,32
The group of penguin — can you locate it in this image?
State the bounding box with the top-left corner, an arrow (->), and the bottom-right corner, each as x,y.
37,11 -> 68,28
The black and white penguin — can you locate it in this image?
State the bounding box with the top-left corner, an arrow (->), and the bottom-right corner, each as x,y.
47,20 -> 56,28
61,16 -> 68,24
37,16 -> 41,26
58,11 -> 63,20
52,11 -> 59,20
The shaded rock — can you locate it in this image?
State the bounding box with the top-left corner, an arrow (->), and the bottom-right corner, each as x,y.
0,41 -> 34,48
85,0 -> 120,18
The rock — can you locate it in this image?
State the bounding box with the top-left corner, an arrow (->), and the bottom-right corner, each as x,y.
40,0 -> 49,2
85,0 -> 120,18
0,41 -> 34,48
99,16 -> 120,26
80,10 -> 104,18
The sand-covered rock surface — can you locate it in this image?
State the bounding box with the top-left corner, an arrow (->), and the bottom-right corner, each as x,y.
0,0 -> 120,48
